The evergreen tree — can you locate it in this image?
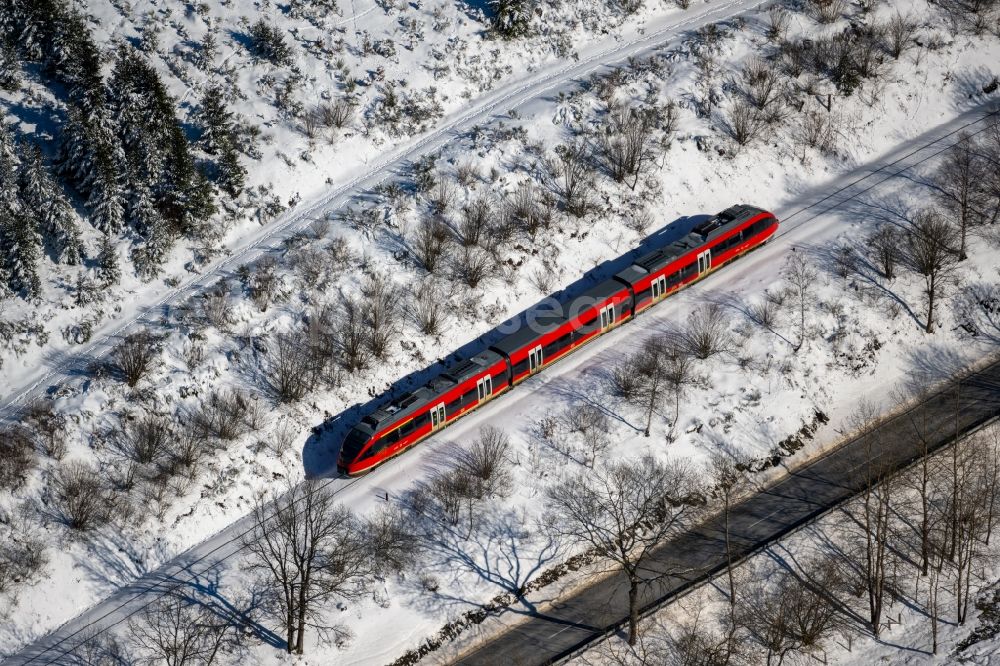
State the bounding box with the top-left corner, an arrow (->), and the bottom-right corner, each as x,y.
0,121 -> 19,212
216,141 -> 247,198
489,0 -> 532,39
57,104 -> 124,199
19,144 -> 83,265
0,209 -> 43,298
87,164 -> 125,235
0,40 -> 20,91
128,184 -> 173,279
196,85 -> 234,155
158,125 -> 216,235
95,233 -> 120,287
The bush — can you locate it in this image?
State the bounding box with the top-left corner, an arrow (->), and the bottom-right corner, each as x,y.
54,461 -> 114,531
678,304 -> 732,359
0,426 -> 37,492
25,400 -> 67,460
0,511 -> 48,594
114,330 -> 159,388
412,281 -> 448,335
456,426 -> 512,499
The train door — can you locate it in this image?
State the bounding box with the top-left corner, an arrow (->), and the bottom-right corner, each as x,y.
477,375 -> 493,403
430,403 -> 446,431
528,345 -> 543,374
599,304 -> 616,331
697,249 -> 712,276
651,275 -> 667,301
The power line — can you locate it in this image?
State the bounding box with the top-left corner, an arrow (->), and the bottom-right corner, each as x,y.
13,105 -> 1000,666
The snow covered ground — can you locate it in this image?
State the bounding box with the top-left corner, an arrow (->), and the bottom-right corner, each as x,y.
569,419 -> 1000,666
2,0 -> 1000,664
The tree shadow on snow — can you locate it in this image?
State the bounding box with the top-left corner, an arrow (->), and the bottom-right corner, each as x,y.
302,213 -> 712,477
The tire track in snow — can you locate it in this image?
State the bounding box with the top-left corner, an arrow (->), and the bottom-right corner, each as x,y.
0,0 -> 763,424
8,101 -> 1000,666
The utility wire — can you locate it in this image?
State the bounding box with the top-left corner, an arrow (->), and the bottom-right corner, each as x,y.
13,105 -> 1000,666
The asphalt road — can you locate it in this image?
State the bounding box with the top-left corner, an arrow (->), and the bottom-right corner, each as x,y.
453,357 -> 1000,665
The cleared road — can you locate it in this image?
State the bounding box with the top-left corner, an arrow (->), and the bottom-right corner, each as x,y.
453,357 -> 1000,665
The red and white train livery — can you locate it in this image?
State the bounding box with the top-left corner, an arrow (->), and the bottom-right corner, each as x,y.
338,205 -> 778,475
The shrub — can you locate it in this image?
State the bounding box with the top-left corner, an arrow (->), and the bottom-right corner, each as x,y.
114,330 -> 159,388
0,426 -> 37,492
53,461 -> 114,531
456,426 -> 512,499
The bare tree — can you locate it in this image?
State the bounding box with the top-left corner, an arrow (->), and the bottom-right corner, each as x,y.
546,457 -> 702,645
0,426 -> 37,492
935,133 -> 988,259
847,401 -> 895,638
0,507 -> 48,595
550,141 -> 593,217
128,593 -> 237,666
114,330 -> 159,387
724,98 -> 766,147
242,255 -> 280,312
25,399 -> 68,460
870,225 -> 903,280
263,330 -> 319,403
905,209 -> 961,333
106,413 -> 173,490
53,461 -> 115,531
740,56 -> 784,122
808,0 -> 846,23
613,338 -> 667,437
362,272 -> 401,360
455,426 -> 513,499
191,389 -> 259,441
201,289 -> 232,331
783,252 -> 818,352
243,479 -> 409,654
765,5 -> 790,42
677,304 -> 732,359
710,452 -> 750,642
458,195 -> 492,246
411,280 -> 449,336
453,245 -> 494,288
885,13 -> 918,58
597,105 -> 657,190
411,214 -> 451,273
332,296 -> 372,372
662,343 -> 698,443
737,557 -> 844,664
566,403 -> 611,467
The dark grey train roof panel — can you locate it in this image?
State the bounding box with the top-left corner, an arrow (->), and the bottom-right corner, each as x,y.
564,278 -> 629,318
490,308 -> 566,356
443,349 -> 503,384
693,204 -> 765,241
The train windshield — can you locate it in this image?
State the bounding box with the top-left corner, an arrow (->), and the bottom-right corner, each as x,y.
341,428 -> 371,461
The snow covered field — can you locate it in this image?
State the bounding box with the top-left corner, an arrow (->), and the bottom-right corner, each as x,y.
2,0 -> 1000,664
570,419 -> 1000,666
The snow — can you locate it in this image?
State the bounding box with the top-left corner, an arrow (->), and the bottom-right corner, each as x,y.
570,419 -> 1000,666
2,0 -> 1000,664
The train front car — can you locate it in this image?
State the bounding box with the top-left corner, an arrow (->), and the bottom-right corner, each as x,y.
337,423 -> 377,476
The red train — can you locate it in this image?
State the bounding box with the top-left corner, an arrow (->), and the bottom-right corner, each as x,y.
338,205 -> 779,475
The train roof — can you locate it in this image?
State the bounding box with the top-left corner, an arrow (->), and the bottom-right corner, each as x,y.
615,205 -> 766,285
360,349 -> 503,433
490,307 -> 566,356
564,278 -> 629,320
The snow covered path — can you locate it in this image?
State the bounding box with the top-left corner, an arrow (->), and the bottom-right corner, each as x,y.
0,0 -> 771,423
5,100 -> 998,666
